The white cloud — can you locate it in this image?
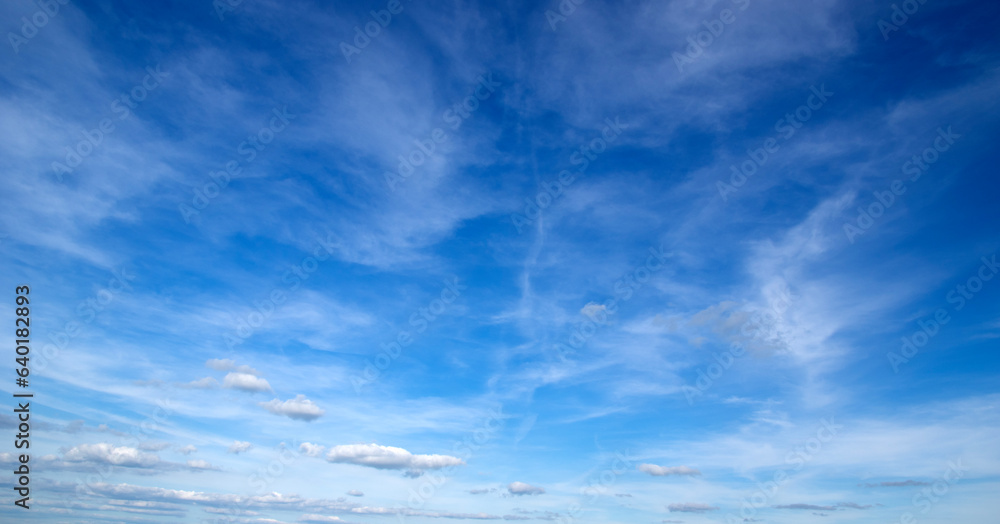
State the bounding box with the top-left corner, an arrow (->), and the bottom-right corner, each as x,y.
180,377 -> 218,389
320,443 -> 464,472
507,481 -> 545,496
228,441 -> 253,454
223,372 -> 273,393
63,443 -> 160,467
187,459 -> 219,471
300,442 -> 327,457
346,490 -> 364,497
259,395 -> 325,421
207,358 -> 262,376
637,464 -> 702,476
177,445 -> 198,455
299,516 -> 347,523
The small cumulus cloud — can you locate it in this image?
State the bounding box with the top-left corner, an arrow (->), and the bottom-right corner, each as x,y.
310,443 -> 463,473
228,441 -> 253,454
507,482 -> 545,496
63,443 -> 160,467
260,395 -> 325,421
177,445 -> 198,455
345,490 -> 364,497
206,358 -> 262,376
638,464 -> 701,476
187,459 -> 219,471
223,372 -> 273,393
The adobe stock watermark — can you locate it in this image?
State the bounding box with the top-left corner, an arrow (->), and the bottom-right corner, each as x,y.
682,287 -> 793,405
179,105 -> 294,223
51,64 -> 168,181
384,73 -> 501,191
352,277 -> 467,393
672,0 -> 750,72
878,0 -> 932,41
545,0 -> 586,31
553,450 -> 635,524
843,126 -> 959,243
402,406 -> 506,518
7,0 -> 70,54
340,0 -> 414,63
552,245 -> 669,361
510,116 -> 627,233
891,459 -> 966,524
36,268 -> 136,373
72,396 -> 175,506
725,418 -> 842,524
716,84 -> 833,201
887,253 -> 997,372
211,440 -> 304,524
213,0 -> 247,21
223,232 -> 336,350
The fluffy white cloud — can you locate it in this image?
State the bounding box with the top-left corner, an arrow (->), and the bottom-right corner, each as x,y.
311,443 -> 464,472
637,464 -> 701,476
259,395 -> 325,421
228,441 -> 253,454
177,445 -> 198,455
300,442 -> 327,457
223,372 -> 273,393
346,490 -> 364,497
63,443 -> 160,467
507,482 -> 545,496
206,358 -> 262,376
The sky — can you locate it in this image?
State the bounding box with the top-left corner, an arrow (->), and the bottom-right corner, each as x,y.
1,0 -> 999,522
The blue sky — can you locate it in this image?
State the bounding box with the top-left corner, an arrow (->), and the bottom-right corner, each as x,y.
1,0 -> 999,522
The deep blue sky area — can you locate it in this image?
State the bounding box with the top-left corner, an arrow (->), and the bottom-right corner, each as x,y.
1,0 -> 999,523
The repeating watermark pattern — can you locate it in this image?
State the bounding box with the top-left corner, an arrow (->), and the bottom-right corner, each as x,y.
510,117 -> 627,233
384,73 -> 501,192
725,418 -> 842,523
887,253 -> 997,372
37,268 -> 136,372
552,245 -> 669,361
716,84 -> 833,201
7,0 -> 70,54
180,105 -> 294,223
891,459 -> 966,523
51,64 -> 168,181
878,0 -> 932,41
672,0 -> 750,72
223,233 -> 336,350
682,288 -> 793,404
545,0 -> 587,31
340,0 -> 415,63
401,406 -> 505,519
213,0 -> 247,21
553,450 -> 635,524
352,277 -> 467,393
843,126 -> 960,243
212,440 -> 304,524
72,397 -> 176,508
